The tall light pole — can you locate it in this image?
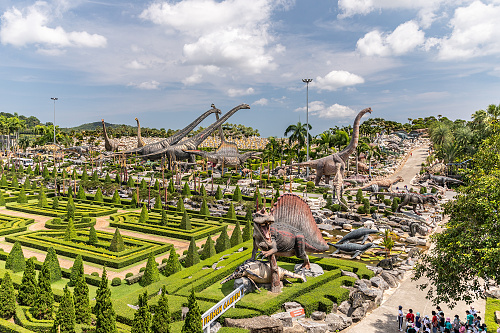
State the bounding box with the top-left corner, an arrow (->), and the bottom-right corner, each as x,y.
302,79 -> 312,178
51,97 -> 58,145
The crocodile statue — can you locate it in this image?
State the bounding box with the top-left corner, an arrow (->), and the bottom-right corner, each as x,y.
135,117 -> 145,148
184,112 -> 261,168
346,175 -> 404,193
370,191 -> 438,214
329,242 -> 376,259
139,104 -> 250,162
220,259 -> 306,291
115,105 -> 221,157
292,107 -> 372,186
377,254 -> 400,270
419,173 -> 464,186
251,193 -> 330,269
102,119 -> 120,152
336,228 -> 379,245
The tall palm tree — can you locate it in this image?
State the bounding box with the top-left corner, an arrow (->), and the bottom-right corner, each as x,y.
263,136 -> 280,169
284,122 -> 311,147
487,103 -> 500,120
429,122 -> 452,147
331,129 -> 349,153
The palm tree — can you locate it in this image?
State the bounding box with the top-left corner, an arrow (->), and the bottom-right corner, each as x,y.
355,138 -> 370,175
429,122 -> 452,147
331,129 -> 349,152
284,122 -> 311,147
366,144 -> 381,178
487,103 -> 500,120
264,137 -> 280,169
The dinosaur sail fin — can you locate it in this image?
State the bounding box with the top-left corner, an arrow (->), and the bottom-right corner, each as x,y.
270,193 -> 328,251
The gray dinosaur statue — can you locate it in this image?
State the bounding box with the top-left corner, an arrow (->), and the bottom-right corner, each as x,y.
409,222 -> 428,237
251,193 -> 330,269
115,105 -> 221,157
102,119 -> 120,152
377,254 -> 400,270
135,117 -> 145,148
371,191 -> 438,214
329,242 -> 376,259
64,145 -> 90,156
336,228 -> 379,245
292,108 -> 372,186
184,113 -> 261,168
139,104 -> 250,162
419,173 -> 464,186
221,259 -> 306,291
347,175 -> 404,193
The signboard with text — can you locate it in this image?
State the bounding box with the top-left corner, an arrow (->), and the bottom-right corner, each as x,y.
201,285 -> 245,332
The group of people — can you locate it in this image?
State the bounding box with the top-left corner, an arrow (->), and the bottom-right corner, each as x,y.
397,305 -> 489,333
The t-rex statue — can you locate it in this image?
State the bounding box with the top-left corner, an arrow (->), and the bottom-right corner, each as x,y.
419,173 -> 464,187
135,117 -> 145,148
251,193 -> 330,269
101,119 -> 120,152
370,191 -> 438,214
115,105 -> 221,157
346,175 -> 404,193
220,259 -> 306,291
184,113 -> 261,168
139,104 -> 251,162
292,107 -> 372,186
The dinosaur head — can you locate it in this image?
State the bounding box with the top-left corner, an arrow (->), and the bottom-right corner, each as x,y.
360,107 -> 372,116
135,117 -> 138,121
253,208 -> 274,242
220,262 -> 248,284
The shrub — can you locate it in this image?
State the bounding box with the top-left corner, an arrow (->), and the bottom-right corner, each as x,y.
0,192 -> 5,206
52,196 -> 59,209
356,206 -> 366,214
139,267 -> 146,273
420,186 -> 427,194
154,193 -> 162,209
94,188 -> 103,202
383,198 -> 392,206
233,185 -> 242,202
139,204 -> 149,223
141,252 -> 160,287
226,203 -> 236,220
5,241 -> 25,272
109,228 -> 125,252
215,226 -> 231,253
17,187 -> 28,204
164,247 -> 182,277
91,272 -> 99,277
201,235 -> 216,260
230,221 -> 243,247
112,190 -> 121,205
88,225 -> 98,245
64,218 -> 77,241
306,181 -> 315,191
43,247 -> 62,282
179,211 -> 192,230
356,189 -> 363,204
199,198 -> 209,216
176,197 -> 185,212
215,186 -> 223,200
182,182 -> 191,196
0,272 -> 16,319
242,220 -> 252,242
111,277 -> 122,286
431,187 -> 437,194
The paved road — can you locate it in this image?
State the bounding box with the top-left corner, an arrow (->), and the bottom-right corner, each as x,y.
344,145 -> 485,333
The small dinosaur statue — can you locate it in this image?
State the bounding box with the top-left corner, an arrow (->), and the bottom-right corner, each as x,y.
292,108 -> 372,186
251,193 -> 330,269
346,175 -> 404,193
220,259 -> 306,291
419,173 -> 464,186
370,191 -> 438,214
135,117 -> 146,148
377,254 -> 400,270
64,145 -> 90,156
336,228 -> 379,245
101,119 -> 120,152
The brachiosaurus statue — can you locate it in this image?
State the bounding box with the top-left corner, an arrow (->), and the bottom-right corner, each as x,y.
115,106 -> 221,157
139,104 -> 250,162
184,110 -> 261,168
101,119 -> 120,152
135,117 -> 145,148
293,107 -> 372,186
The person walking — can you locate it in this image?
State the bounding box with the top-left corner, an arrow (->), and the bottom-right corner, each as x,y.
398,305 -> 404,332
453,315 -> 461,333
415,312 -> 422,333
432,311 -> 439,333
445,318 -> 453,333
466,310 -> 474,329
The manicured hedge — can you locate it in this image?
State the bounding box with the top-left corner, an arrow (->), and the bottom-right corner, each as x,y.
0,318 -> 36,333
6,230 -> 172,269
0,213 -> 35,236
44,216 -> 96,229
6,200 -> 117,218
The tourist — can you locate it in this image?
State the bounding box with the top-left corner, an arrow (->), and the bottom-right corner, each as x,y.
423,315 -> 431,332
466,311 -> 474,328
415,312 -> 422,332
432,311 -> 439,333
445,318 -> 453,333
439,312 -> 445,332
407,309 -> 415,324
398,305 -> 404,332
453,315 -> 461,333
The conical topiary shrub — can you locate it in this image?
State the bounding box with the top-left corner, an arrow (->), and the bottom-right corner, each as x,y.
242,219 -> 252,242
230,221 -> 243,247
184,238 -> 199,268
182,182 -> 191,196
199,198 -> 209,216
111,190 -> 121,205
200,184 -> 207,197
77,185 -> 86,200
232,185 -> 242,202
164,247 -> 182,277
94,188 -> 103,202
179,211 -> 192,230
139,204 -> 149,223
215,226 -> 231,253
140,252 -> 160,287
64,218 -> 77,241
200,236 -> 216,260
225,203 -> 236,219
17,187 -> 28,203
154,193 -> 162,209
37,187 -> 48,207
109,228 -> 125,252
5,241 -> 25,272
88,226 -> 98,245
215,186 -> 223,200
176,197 -> 185,212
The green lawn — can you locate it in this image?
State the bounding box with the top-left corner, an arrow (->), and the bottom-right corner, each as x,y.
485,297 -> 500,331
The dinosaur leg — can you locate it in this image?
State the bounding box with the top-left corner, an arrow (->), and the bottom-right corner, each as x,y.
251,238 -> 259,260
396,199 -> 406,212
324,175 -> 331,185
315,170 -> 323,187
247,277 -> 261,292
351,251 -> 361,259
361,235 -> 369,244
295,235 -> 311,270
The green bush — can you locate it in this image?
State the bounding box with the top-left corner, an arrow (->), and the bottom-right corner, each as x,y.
109,228 -> 125,252
125,272 -> 133,278
111,277 -> 122,286
5,241 -> 25,273
91,272 -> 99,277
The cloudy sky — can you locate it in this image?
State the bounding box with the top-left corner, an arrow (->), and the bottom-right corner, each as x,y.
1,0 -> 499,137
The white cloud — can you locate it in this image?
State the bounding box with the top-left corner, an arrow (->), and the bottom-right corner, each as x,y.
128,81 -> 160,90
253,98 -> 268,106
357,20 -> 425,56
435,1 -> 500,60
227,87 -> 255,97
140,0 -> 289,79
311,70 -> 364,91
182,65 -> 221,85
0,1 -> 107,50
338,0 -> 449,18
295,101 -> 356,119
125,60 -> 148,70
338,0 -> 374,18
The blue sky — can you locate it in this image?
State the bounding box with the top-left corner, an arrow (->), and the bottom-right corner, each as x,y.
0,0 -> 499,137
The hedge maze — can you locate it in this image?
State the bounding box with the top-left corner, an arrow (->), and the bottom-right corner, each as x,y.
5,230 -> 172,269
6,199 -> 117,218
0,213 -> 34,236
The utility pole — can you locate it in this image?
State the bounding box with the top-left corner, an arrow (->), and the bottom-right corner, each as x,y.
302,79 -> 312,178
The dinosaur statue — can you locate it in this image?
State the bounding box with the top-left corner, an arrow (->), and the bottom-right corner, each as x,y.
330,242 -> 376,259
426,163 -> 447,174
64,145 -> 90,156
292,107 -> 372,186
102,119 -> 120,152
370,191 -> 438,214
377,254 -> 400,270
251,193 -> 330,269
115,105 -> 221,157
220,259 -> 306,291
135,117 -> 145,148
344,174 -> 370,186
184,112 -> 261,168
409,222 -> 428,237
336,228 -> 379,245
346,175 -> 404,193
419,173 -> 464,186
139,104 -> 250,162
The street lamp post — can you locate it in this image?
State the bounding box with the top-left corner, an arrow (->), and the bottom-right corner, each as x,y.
51,97 -> 58,145
302,79 -> 312,178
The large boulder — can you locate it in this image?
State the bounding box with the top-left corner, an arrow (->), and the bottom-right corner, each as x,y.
271,312 -> 293,327
337,300 -> 351,315
370,276 -> 389,291
283,302 -> 303,312
225,316 -> 284,333
234,277 -> 256,293
310,311 -> 326,321
350,291 -> 364,308
294,263 -> 324,277
298,320 -> 328,333
380,271 -> 398,288
325,313 -> 352,331
341,270 -> 359,279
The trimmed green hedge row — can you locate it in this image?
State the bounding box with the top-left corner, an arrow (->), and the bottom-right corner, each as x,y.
295,276 -> 355,316
5,230 -> 172,269
0,318 -> 36,333
0,213 -> 35,236
158,204 -> 247,224
44,216 -> 96,230
15,306 -> 95,333
109,212 -> 225,241
6,200 -> 117,218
